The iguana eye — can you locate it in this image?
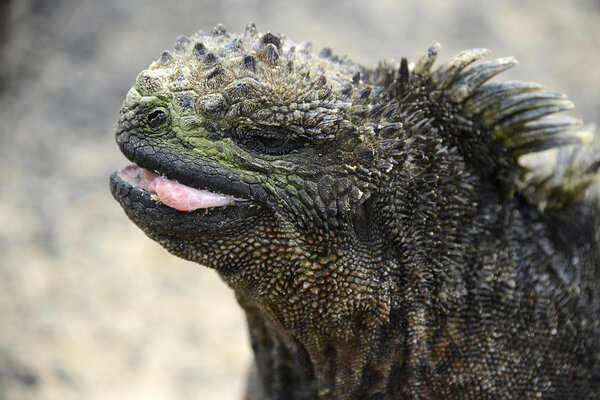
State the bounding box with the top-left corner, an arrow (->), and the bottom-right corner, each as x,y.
257,137 -> 285,149
147,108 -> 168,127
235,129 -> 305,156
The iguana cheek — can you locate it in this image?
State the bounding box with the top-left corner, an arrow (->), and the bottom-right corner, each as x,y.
117,164 -> 233,211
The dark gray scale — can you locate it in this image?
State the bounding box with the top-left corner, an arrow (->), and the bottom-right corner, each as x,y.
244,22 -> 257,37
260,44 -> 279,65
465,81 -> 544,113
211,24 -> 227,36
319,47 -> 332,58
203,52 -> 217,66
174,36 -> 192,52
159,51 -> 172,65
285,60 -> 294,74
449,57 -> 517,103
482,91 -> 572,124
359,87 -> 371,101
193,42 -> 206,60
206,66 -> 226,81
260,32 -> 281,49
223,38 -> 243,52
242,54 -> 256,72
339,84 -> 353,99
432,48 -> 489,89
316,75 -> 327,87
398,58 -> 409,85
413,42 -> 441,75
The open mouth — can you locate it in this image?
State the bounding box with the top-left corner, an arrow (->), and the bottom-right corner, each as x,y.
110,161 -> 266,233
116,164 -> 237,212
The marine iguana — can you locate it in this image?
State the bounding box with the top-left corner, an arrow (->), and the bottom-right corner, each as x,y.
110,23 -> 600,399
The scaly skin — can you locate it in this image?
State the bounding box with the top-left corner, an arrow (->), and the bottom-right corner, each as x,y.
110,23 -> 600,399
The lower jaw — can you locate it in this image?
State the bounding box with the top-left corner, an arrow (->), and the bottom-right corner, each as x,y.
109,171 -> 265,235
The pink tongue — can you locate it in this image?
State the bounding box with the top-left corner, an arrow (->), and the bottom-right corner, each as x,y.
118,164 -> 233,212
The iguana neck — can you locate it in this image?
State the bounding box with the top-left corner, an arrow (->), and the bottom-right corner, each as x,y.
237,290 -> 414,400
226,146 -> 485,399
229,198 -> 477,399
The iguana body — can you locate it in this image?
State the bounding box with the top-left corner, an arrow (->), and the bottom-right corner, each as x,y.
110,24 -> 600,399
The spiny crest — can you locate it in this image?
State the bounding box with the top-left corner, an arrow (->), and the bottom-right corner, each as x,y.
523,125 -> 600,210
410,44 -> 598,207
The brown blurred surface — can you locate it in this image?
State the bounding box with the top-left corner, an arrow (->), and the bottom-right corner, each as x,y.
0,1 -> 598,399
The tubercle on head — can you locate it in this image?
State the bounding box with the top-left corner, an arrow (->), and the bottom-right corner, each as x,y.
126,24 -> 400,144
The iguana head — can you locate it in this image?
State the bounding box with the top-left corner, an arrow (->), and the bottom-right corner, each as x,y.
111,24 -> 406,338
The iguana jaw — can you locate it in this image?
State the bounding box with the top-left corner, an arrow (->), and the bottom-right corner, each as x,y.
110,133 -> 268,232
110,168 -> 264,233
116,164 -> 237,211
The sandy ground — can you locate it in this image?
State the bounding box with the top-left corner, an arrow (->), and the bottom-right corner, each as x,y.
0,0 -> 598,399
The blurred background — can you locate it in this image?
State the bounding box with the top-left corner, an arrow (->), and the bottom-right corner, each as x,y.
0,0 -> 598,399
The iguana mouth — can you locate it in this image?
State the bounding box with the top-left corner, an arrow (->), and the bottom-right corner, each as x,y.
109,137 -> 268,233
110,165 -> 265,233
116,164 -> 237,212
